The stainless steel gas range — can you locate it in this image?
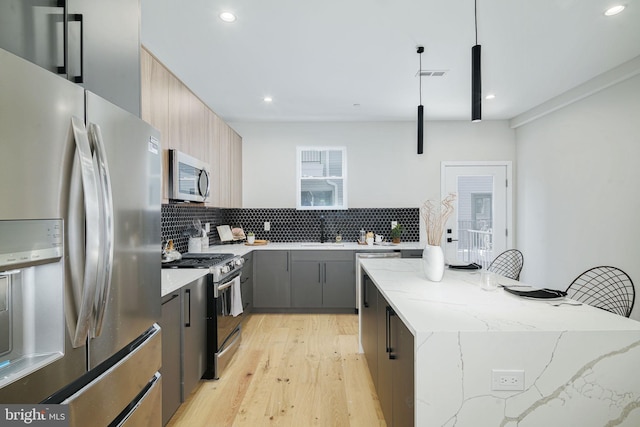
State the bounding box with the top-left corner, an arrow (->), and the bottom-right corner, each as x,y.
162,253 -> 245,379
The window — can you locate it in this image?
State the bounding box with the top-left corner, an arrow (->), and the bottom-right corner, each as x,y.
296,147 -> 347,210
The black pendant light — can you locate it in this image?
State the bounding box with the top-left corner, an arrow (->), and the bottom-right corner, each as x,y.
471,0 -> 482,122
417,46 -> 424,154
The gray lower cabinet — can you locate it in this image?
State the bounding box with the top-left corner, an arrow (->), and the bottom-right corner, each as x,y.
160,292 -> 181,426
159,275 -> 207,426
290,251 -> 355,309
0,0 -> 141,115
323,258 -> 355,308
253,251 -> 291,308
361,274 -> 379,391
377,292 -> 394,424
290,260 -> 322,307
363,274 -> 415,427
241,251 -> 254,313
393,315 -> 415,427
181,275 -> 207,401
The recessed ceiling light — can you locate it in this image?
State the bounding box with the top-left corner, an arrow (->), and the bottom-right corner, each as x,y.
485,94 -> 496,100
219,11 -> 236,22
263,97 -> 273,103
604,5 -> 625,16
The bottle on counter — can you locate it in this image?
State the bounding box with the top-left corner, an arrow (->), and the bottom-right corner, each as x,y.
359,229 -> 366,244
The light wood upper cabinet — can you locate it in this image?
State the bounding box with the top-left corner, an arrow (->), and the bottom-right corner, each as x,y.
167,73 -> 190,154
141,47 -> 241,207
205,109 -> 221,207
230,130 -> 243,208
189,95 -> 207,163
218,122 -> 231,208
141,49 -> 170,201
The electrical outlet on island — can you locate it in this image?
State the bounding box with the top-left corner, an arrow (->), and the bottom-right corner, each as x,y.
491,369 -> 525,391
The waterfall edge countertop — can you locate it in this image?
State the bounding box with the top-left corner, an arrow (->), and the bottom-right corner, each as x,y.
360,258 -> 640,426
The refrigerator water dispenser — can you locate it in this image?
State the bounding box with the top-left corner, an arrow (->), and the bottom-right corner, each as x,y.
0,219 -> 65,389
0,276 -> 10,356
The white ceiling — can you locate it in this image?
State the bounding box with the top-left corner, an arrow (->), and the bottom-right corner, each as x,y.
141,0 -> 640,123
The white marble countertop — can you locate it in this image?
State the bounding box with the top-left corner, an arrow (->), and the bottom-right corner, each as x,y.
359,257 -> 640,426
360,258 -> 640,334
161,241 -> 423,297
161,269 -> 208,298
199,241 -> 424,256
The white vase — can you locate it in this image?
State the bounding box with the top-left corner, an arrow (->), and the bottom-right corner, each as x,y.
423,244 -> 445,282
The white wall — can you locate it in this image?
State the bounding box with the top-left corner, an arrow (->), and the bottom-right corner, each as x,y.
515,73 -> 640,318
231,120 -> 516,209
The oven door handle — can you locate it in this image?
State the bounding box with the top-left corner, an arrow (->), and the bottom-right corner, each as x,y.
214,272 -> 242,299
218,281 -> 234,292
217,272 -> 242,292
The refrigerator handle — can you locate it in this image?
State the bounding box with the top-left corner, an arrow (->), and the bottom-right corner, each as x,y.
69,116 -> 101,348
88,123 -> 114,338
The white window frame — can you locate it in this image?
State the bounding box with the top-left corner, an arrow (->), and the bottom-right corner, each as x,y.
296,146 -> 348,210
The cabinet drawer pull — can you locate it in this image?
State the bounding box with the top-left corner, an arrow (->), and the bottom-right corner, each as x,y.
363,274 -> 369,308
69,13 -> 84,83
386,305 -> 397,360
56,0 -> 67,75
385,305 -> 393,353
184,288 -> 191,327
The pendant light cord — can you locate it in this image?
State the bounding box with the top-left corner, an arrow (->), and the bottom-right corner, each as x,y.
474,0 -> 478,45
419,52 -> 422,105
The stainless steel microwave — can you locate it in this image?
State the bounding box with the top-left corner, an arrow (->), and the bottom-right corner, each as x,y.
168,149 -> 210,202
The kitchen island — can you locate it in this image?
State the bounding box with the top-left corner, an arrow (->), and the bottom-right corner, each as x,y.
360,258 -> 640,426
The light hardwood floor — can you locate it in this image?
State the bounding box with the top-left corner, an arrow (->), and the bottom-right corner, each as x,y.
167,313 -> 386,427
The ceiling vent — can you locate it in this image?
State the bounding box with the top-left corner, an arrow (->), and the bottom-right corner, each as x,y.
417,70 -> 448,77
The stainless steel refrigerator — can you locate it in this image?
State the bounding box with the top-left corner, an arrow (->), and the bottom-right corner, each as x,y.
0,47 -> 162,426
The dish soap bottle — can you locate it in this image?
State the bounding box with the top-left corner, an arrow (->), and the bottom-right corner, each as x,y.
359,229 -> 366,244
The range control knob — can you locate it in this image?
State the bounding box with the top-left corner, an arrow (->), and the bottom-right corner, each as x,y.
221,265 -> 230,274
235,258 -> 244,266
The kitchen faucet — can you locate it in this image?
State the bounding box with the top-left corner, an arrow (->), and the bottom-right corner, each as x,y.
320,216 -> 325,243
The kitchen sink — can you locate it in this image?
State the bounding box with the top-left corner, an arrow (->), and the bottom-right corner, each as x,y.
299,243 -> 345,247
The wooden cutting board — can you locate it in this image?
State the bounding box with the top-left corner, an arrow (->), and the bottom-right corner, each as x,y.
245,239 -> 269,246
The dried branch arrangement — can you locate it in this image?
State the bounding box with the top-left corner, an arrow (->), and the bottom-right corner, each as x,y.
420,193 -> 457,246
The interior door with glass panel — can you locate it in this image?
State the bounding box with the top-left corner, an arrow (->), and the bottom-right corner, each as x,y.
442,163 -> 511,268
